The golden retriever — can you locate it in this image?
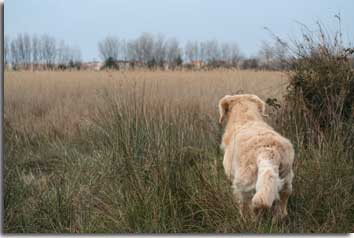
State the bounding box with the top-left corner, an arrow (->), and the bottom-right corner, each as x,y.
218,94 -> 294,219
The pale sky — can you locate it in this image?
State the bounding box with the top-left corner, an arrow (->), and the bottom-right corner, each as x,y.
5,0 -> 354,61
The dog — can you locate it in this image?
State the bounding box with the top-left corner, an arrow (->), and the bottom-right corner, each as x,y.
218,94 -> 294,219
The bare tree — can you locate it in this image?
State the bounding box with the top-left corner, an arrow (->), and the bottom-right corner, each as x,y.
55,40 -> 82,70
56,40 -> 78,69
153,34 -> 167,67
10,35 -> 22,69
32,35 -> 40,69
185,41 -> 199,62
69,46 -> 82,68
98,36 -> 120,61
204,40 -> 221,62
17,34 -> 25,66
166,38 -> 182,69
229,43 -> 242,67
4,35 -> 10,66
220,43 -> 231,63
135,32 -> 155,64
272,40 -> 289,69
40,35 -> 57,69
199,41 -> 208,62
258,41 -> 274,69
10,41 -> 16,68
127,40 -> 138,61
119,39 -> 128,61
23,33 -> 32,69
258,40 -> 288,70
56,40 -> 66,66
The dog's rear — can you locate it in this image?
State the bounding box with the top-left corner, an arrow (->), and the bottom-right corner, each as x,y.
252,151 -> 283,209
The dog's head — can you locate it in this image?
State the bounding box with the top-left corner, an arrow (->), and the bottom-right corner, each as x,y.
218,94 -> 267,124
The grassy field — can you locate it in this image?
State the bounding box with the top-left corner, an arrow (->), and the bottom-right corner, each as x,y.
4,70 -> 287,137
4,70 -> 354,233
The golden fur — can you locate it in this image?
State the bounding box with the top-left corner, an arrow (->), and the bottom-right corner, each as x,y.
218,94 -> 294,218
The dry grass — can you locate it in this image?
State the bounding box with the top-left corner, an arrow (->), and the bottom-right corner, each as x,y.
5,70 -> 353,233
5,70 -> 287,137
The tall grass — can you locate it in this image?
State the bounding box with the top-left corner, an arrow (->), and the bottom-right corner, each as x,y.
4,69 -> 354,233
4,70 -> 286,137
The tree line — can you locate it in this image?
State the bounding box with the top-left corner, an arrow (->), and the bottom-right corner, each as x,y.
98,33 -> 183,70
5,32 -> 289,71
97,33 -> 246,70
5,33 -> 82,70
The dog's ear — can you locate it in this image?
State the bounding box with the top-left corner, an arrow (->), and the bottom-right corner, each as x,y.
218,95 -> 232,124
249,95 -> 267,117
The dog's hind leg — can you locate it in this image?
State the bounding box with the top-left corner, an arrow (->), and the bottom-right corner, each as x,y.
274,170 -> 293,219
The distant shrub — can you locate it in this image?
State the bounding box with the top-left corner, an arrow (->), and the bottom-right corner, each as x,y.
147,57 -> 157,70
174,55 -> 183,69
68,60 -> 82,70
241,58 -> 259,70
103,57 -> 119,70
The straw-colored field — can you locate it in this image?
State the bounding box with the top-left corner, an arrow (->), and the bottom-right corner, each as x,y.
5,70 -> 287,137
4,70 -> 354,233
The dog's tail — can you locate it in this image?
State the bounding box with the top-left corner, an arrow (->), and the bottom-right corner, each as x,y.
252,153 -> 283,209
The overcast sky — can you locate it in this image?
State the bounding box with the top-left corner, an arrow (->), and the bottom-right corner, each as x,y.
5,0 -> 354,61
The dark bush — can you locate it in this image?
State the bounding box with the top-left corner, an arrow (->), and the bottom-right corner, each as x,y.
103,57 -> 119,70
285,20 -> 354,128
147,57 -> 157,70
176,55 -> 183,66
241,58 -> 259,70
